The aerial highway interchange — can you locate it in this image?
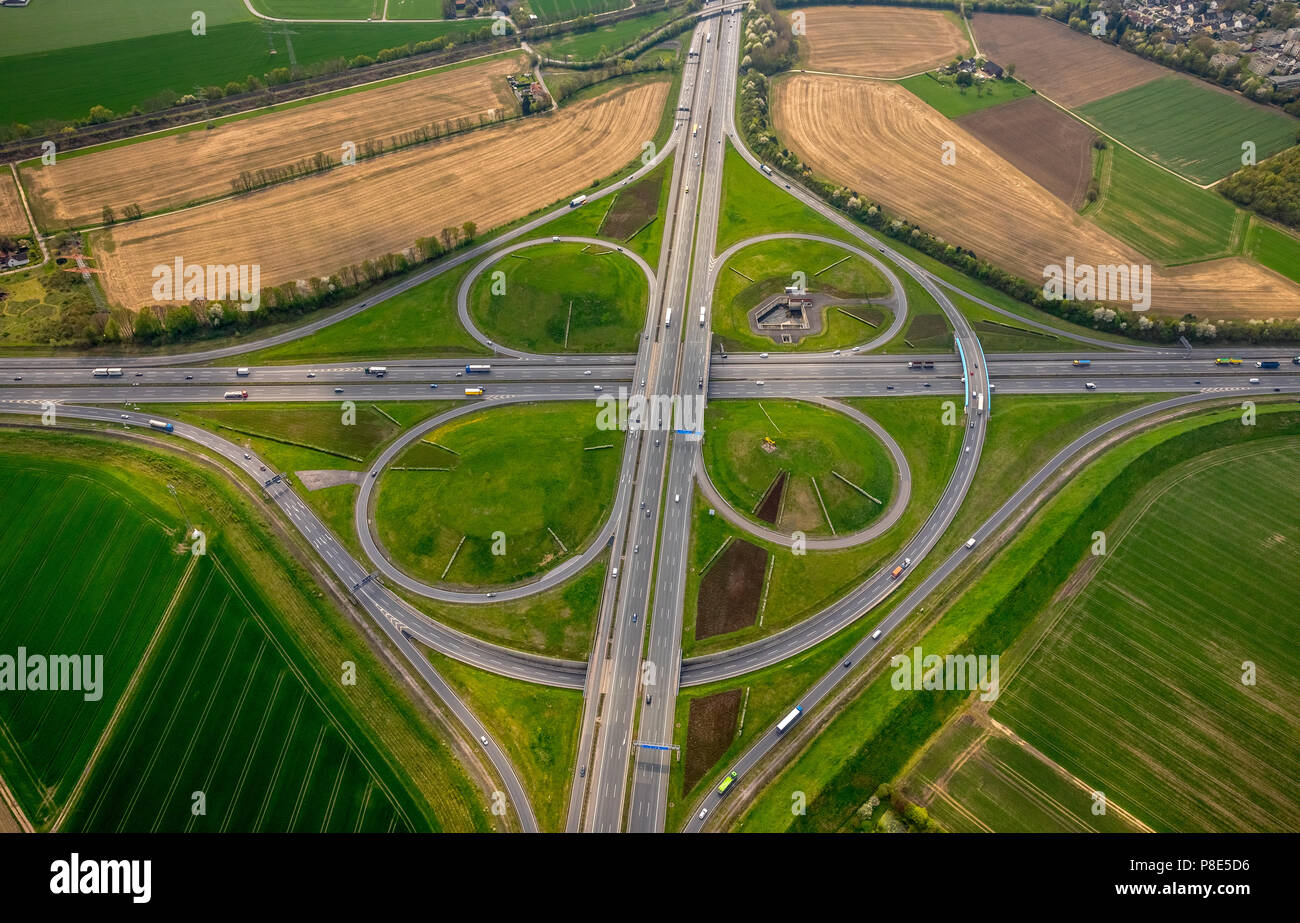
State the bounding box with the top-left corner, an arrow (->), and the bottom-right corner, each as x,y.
2,0 -> 1298,838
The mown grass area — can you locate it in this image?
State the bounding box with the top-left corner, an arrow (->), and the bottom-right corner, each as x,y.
736,400 -> 1300,831
990,440 -> 1300,831
1243,217 -> 1300,286
538,6 -> 680,59
374,402 -> 624,587
1076,75 -> 1300,185
0,18 -> 486,126
683,397 -> 961,657
232,263 -> 489,364
710,238 -> 892,353
1087,143 -> 1242,264
716,141 -> 860,252
0,427 -> 492,832
899,73 -> 1034,119
468,242 -> 648,353
426,650 -> 583,832
702,399 -> 895,535
950,293 -> 1076,353
134,401 -> 442,473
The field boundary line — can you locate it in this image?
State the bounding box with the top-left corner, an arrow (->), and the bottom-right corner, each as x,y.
208,554 -> 417,832
52,553 -> 200,831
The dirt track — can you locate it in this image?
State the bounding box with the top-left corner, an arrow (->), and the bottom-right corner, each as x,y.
971,13 -> 1164,107
97,80 -> 669,308
774,74 -> 1300,317
24,55 -> 524,230
800,6 -> 969,77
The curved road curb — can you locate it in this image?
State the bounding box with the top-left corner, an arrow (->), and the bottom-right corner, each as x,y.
693,396 -> 911,550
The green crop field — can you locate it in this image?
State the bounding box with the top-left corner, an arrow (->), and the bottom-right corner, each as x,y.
1087,144 -> 1242,264
469,242 -> 648,353
1243,218 -> 1300,286
374,402 -> 624,586
900,73 -> 1034,120
0,19 -> 484,126
253,0 -> 382,17
528,0 -> 631,21
991,440 -> 1300,831
539,7 -> 680,59
1076,76 -> 1300,185
702,400 -> 895,536
710,238 -> 892,353
0,460 -> 193,830
0,432 -> 491,832
0,0 -> 250,56
905,716 -> 1145,832
387,0 -> 452,19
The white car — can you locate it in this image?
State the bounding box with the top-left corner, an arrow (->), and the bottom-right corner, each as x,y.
755,380 -> 765,386
593,385 -> 603,392
552,236 -> 560,242
583,370 -> 592,375
479,736 -> 489,746
833,349 -> 841,356
1249,377 -> 1261,384
698,808 -> 708,820
759,352 -> 769,358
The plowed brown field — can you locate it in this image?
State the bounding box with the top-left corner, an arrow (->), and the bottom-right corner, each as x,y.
971,13 -> 1164,107
97,80 -> 669,308
25,55 -> 523,230
773,75 -> 1300,316
800,6 -> 969,78
957,95 -> 1096,207
0,172 -> 28,238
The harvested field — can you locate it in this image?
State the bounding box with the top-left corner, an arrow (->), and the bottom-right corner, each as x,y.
754,470 -> 787,524
696,538 -> 767,640
970,13 -> 1164,108
773,74 -> 1300,316
24,56 -> 523,230
957,95 -> 1096,208
799,5 -> 969,78
682,689 -> 743,791
0,172 -> 29,238
96,80 -> 669,308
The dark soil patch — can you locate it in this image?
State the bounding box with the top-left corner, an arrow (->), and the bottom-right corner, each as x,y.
754,469 -> 787,524
602,158 -> 668,239
696,538 -> 767,640
683,689 -> 743,791
958,95 -> 1097,208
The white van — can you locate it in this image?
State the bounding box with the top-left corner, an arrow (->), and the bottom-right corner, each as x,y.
674,494 -> 680,503
612,567 -> 619,578
965,537 -> 976,548
871,629 -> 882,640
1085,382 -> 1097,390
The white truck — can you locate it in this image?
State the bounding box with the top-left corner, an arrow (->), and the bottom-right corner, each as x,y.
699,306 -> 706,326
664,308 -> 672,327
570,194 -> 587,208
